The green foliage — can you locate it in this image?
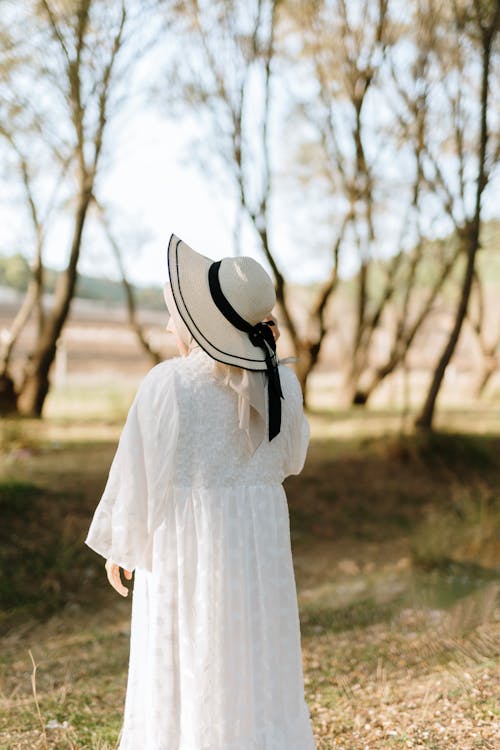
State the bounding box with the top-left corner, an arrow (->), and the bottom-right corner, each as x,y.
341,219 -> 500,304
0,253 -> 30,291
1,220 -> 499,312
0,252 -> 164,309
74,274 -> 164,309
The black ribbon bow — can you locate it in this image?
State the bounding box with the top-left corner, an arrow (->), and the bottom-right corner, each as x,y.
208,261 -> 284,441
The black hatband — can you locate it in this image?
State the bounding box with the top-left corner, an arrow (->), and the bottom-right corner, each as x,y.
208,260 -> 283,441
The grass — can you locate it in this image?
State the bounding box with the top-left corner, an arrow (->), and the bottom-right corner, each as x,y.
44,383 -> 136,423
0,436 -> 118,630
300,594 -> 407,636
0,608 -> 128,749
0,384 -> 499,748
1,588 -> 497,749
411,485 -> 500,570
302,592 -> 499,749
0,480 -> 42,515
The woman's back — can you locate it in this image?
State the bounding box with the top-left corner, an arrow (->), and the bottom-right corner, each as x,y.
170,347 -> 307,488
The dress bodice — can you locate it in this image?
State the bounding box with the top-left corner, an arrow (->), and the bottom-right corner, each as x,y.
170,347 -> 308,488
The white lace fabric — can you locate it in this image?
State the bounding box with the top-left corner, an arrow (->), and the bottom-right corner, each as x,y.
164,279 -> 272,454
85,348 -> 315,749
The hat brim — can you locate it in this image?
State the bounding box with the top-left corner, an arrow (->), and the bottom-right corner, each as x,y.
167,234 -> 268,370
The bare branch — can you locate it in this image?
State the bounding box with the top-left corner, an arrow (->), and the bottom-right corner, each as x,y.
93,197 -> 162,365
39,0 -> 70,65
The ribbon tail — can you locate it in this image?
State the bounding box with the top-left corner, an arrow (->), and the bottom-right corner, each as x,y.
272,362 -> 284,399
267,371 -> 282,441
265,348 -> 283,441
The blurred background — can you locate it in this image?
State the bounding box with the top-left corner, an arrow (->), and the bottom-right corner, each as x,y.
0,1 -> 499,748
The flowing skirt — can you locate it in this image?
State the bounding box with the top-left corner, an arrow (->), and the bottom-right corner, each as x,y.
117,483 -> 316,750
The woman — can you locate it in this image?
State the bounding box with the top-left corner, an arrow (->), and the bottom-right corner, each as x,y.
85,234 -> 316,749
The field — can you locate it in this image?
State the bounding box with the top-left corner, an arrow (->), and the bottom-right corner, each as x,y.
0,382 -> 499,749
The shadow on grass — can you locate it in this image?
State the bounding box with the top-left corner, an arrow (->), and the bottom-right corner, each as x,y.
1,422 -> 499,636
300,595 -> 407,636
0,459 -> 114,635
286,430 -> 500,544
300,572 -> 499,638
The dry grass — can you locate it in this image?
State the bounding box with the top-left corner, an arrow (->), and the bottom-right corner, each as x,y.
303,587 -> 499,749
1,384 -> 499,748
0,590 -> 497,749
0,605 -> 129,750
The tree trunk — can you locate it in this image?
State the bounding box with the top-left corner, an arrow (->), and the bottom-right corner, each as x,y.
474,357 -> 497,398
0,373 -> 18,415
17,192 -> 91,416
0,237 -> 45,385
295,342 -> 319,408
415,223 -> 481,430
353,351 -> 404,405
0,283 -> 36,377
296,272 -> 341,406
96,200 -> 162,365
122,280 -> 162,366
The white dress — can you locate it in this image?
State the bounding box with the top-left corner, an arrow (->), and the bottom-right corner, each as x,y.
85,347 -> 316,750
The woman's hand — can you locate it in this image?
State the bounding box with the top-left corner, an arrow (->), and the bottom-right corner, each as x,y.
105,558 -> 133,597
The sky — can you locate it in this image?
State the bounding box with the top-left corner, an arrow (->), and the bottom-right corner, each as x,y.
1,2 -> 499,292
0,102 -> 313,289
1,111 -> 246,287
92,112 -> 240,286
0,1 -> 381,290
73,103 -> 500,290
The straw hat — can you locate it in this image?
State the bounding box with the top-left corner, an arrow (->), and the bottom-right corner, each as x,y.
167,233 -> 277,370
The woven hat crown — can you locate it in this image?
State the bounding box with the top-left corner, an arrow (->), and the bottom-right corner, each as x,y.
218,256 -> 276,326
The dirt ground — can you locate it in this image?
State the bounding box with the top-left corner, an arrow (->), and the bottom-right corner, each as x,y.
0,392 -> 499,749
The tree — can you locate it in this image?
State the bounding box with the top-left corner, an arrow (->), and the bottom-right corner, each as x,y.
289,0 -> 457,405
159,3 -> 300,343
415,0 -> 500,429
0,6 -> 65,413
158,0 -> 390,402
0,130 -> 72,395
93,199 -> 163,365
348,1 -> 467,405
290,0 -> 412,403
290,0 -> 500,413
0,0 -> 153,416
468,261 -> 500,398
17,0 -> 129,415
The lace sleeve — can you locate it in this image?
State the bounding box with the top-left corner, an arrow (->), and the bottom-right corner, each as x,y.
280,365 -> 311,478
287,413 -> 310,477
